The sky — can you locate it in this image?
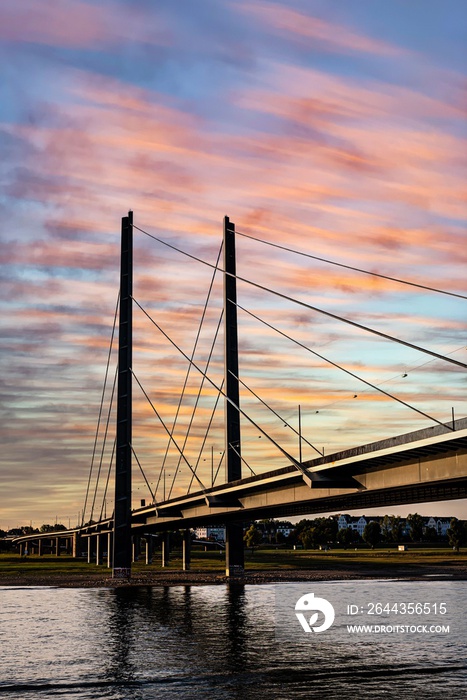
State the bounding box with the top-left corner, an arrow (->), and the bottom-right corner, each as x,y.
1,0 -> 466,530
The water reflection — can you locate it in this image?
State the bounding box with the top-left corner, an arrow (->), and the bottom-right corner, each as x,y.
1,582 -> 466,700
225,584 -> 248,673
104,589 -> 138,685
93,581 -> 467,700
90,583 -> 270,698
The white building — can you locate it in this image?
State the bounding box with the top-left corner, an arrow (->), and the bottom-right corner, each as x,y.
277,524 -> 293,537
194,526 -> 225,542
337,514 -> 350,530
336,514 -> 382,536
337,514 -> 454,540
425,517 -> 451,537
337,515 -> 370,536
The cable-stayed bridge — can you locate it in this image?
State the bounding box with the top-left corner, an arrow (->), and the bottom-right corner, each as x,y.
13,213 -> 467,578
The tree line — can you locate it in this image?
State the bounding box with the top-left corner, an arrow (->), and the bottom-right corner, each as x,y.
0,523 -> 68,538
243,515 -> 467,552
3,515 -> 467,553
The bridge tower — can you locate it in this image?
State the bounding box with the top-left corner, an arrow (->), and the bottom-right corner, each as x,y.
223,216 -> 244,576
113,211 -> 133,579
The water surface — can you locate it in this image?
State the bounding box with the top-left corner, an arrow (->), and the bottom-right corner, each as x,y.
1,581 -> 466,699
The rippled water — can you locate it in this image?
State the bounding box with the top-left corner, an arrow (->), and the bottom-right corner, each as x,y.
1,581 -> 466,699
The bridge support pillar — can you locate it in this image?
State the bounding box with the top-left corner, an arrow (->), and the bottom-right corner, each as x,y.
182,529 -> 191,571
225,523 -> 244,577
38,540 -> 42,557
87,537 -> 92,564
72,533 -> 78,558
96,534 -> 103,565
132,536 -> 140,563
145,537 -> 153,565
107,532 -> 112,568
55,537 -> 60,557
162,532 -> 170,567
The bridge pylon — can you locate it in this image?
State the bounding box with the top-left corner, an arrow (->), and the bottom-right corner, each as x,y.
112,211 -> 133,579
223,216 -> 245,577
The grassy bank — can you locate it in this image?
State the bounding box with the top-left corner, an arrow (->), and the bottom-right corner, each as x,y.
1,546 -> 466,586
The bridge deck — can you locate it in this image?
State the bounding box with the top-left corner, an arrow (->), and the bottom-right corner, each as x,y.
13,418 -> 467,545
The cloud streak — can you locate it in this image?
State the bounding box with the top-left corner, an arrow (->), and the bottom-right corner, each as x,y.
239,1 -> 406,57
0,0 -> 170,49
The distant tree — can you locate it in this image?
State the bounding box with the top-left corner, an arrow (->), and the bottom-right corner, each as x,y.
286,519 -> 307,546
447,518 -> 466,552
424,526 -> 438,542
8,526 -> 39,536
381,516 -> 392,542
389,516 -> 403,542
0,529 -> 6,538
337,527 -> 354,549
275,531 -> 286,545
363,521 -> 381,549
244,525 -> 263,553
298,518 -> 338,549
259,518 -> 279,543
381,515 -> 403,543
406,513 -> 424,542
294,519 -> 313,538
40,523 -> 67,533
7,528 -> 24,537
321,517 -> 339,544
299,526 -> 320,550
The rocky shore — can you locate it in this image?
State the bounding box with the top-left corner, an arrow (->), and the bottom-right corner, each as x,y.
2,561 -> 467,588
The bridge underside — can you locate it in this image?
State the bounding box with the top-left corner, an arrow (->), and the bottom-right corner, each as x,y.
174,478 -> 467,525
133,478 -> 467,534
131,422 -> 467,533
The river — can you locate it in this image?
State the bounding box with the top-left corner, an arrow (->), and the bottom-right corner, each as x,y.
1,580 -> 466,699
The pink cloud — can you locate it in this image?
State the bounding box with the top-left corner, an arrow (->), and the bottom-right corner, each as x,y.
0,0 -> 169,49
4,64 -> 463,285
237,63 -> 464,125
238,1 -> 404,56
4,238 -> 117,271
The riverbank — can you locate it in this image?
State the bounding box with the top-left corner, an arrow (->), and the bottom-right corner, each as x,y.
2,548 -> 467,587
